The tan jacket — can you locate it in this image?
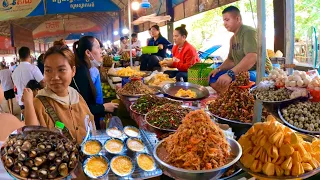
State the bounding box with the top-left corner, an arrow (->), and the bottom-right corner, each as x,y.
33,87 -> 95,144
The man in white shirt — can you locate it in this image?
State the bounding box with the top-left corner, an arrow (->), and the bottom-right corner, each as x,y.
12,47 -> 44,110
0,64 -> 15,114
132,33 -> 142,57
9,62 -> 16,72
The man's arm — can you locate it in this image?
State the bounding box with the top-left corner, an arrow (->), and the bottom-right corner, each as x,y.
231,53 -> 257,74
217,58 -> 235,71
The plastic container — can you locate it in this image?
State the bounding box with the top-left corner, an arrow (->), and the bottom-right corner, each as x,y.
308,88 -> 320,102
113,55 -> 121,61
142,46 -> 159,54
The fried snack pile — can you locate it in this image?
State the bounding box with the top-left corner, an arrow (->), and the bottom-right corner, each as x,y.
238,115 -> 320,176
208,72 -> 268,123
175,89 -> 197,98
117,80 -> 155,96
162,110 -> 230,170
116,67 -> 146,77
148,74 -> 175,87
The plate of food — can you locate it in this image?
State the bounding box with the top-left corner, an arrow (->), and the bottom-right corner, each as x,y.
117,79 -> 160,97
109,67 -> 152,78
153,110 -> 242,180
161,82 -> 209,100
1,126 -> 79,180
130,94 -> 182,115
145,104 -> 195,132
237,115 -> 320,179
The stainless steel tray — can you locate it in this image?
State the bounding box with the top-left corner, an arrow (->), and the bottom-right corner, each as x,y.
278,102 -> 320,135
108,71 -> 152,78
161,82 -> 209,100
85,130 -> 162,179
207,111 -> 253,126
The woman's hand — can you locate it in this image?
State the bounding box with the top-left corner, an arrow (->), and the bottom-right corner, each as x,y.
158,44 -> 164,50
103,103 -> 119,112
22,88 -> 34,105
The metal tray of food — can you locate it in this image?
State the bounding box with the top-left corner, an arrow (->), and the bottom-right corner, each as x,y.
1,126 -> 78,180
83,130 -> 162,179
278,102 -> 320,135
129,104 -> 147,116
207,111 -> 253,126
254,92 -> 309,105
144,105 -> 199,132
161,82 -> 210,100
108,71 -> 153,78
118,91 -> 161,98
237,132 -> 319,180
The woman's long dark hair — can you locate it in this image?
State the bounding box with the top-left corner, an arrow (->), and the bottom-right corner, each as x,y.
151,25 -> 163,38
73,36 -> 97,98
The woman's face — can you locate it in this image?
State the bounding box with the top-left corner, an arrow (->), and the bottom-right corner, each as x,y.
87,38 -> 103,63
44,53 -> 75,96
151,27 -> 160,37
173,30 -> 186,45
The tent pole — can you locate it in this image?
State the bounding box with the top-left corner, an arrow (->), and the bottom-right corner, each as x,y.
285,0 -> 295,75
253,0 -> 266,123
128,0 -> 133,67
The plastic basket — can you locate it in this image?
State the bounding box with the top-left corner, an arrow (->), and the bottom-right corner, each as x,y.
142,46 -> 159,54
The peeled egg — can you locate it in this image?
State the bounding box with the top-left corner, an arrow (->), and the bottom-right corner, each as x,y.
288,76 -> 294,81
303,79 -> 311,86
289,81 -> 296,87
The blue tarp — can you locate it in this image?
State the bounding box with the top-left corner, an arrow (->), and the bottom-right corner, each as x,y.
172,0 -> 184,6
46,0 -> 120,15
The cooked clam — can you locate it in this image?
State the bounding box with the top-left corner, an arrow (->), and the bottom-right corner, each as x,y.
30,170 -> 38,178
25,159 -> 34,168
69,159 -> 77,169
48,170 -> 58,179
14,139 -> 23,147
4,156 -> 14,168
17,152 -> 27,161
56,144 -> 65,154
7,146 -> 14,155
62,151 -> 69,162
14,146 -> 22,156
48,151 -> 57,161
34,157 -> 45,167
54,157 -> 63,166
29,149 -> 37,158
31,166 -> 39,171
20,166 -> 29,178
45,144 -> 53,152
58,163 -> 69,177
12,165 -> 21,174
37,143 -> 46,151
14,161 -> 23,168
65,142 -> 74,152
21,141 -> 32,152
38,168 -> 48,179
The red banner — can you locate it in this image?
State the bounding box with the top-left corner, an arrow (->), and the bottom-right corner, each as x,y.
11,24 -> 35,52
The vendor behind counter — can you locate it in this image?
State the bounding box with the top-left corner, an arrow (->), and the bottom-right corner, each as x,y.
161,24 -> 200,82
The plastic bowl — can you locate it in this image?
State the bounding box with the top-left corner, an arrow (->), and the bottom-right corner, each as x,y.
142,46 -> 159,54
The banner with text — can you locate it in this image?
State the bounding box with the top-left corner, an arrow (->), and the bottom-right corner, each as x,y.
0,0 -> 45,21
46,0 -> 119,14
33,18 -> 102,39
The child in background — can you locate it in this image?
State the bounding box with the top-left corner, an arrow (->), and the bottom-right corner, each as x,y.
26,80 -> 42,97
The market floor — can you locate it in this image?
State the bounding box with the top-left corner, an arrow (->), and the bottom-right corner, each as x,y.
0,97 -> 21,120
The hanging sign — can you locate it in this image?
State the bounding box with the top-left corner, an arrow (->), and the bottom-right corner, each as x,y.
46,0 -> 120,14
33,18 -> 102,39
11,24 -> 35,51
0,0 -> 45,21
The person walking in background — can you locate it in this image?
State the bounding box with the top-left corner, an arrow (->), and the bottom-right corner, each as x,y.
132,33 -> 142,57
0,63 -> 15,114
140,25 -> 171,71
37,53 -> 45,74
12,47 -> 45,112
72,36 -> 118,129
9,62 -> 16,72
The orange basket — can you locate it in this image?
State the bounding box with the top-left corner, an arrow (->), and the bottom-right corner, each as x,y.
238,81 -> 255,89
308,88 -> 320,102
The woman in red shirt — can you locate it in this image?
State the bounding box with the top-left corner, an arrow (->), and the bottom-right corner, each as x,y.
162,24 -> 199,82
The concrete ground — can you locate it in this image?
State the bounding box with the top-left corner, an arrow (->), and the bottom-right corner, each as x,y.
1,97 -> 21,120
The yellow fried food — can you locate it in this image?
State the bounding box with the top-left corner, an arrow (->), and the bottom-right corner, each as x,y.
175,89 -> 197,98
116,67 -> 146,77
238,115 -> 320,177
148,74 -> 175,86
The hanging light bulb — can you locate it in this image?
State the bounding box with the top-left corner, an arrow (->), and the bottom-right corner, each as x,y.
131,1 -> 140,11
113,31 -> 119,36
122,28 -> 129,35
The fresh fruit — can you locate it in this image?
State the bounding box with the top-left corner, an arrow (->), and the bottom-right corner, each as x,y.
101,83 -> 116,98
238,115 -> 320,177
